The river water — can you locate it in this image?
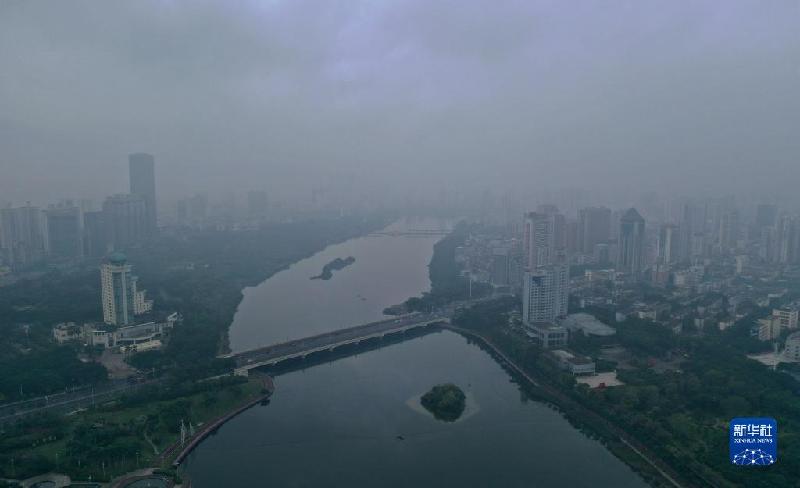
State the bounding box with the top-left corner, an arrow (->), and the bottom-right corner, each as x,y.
184,218 -> 648,487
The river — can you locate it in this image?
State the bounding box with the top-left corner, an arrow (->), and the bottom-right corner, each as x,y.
184,218 -> 649,487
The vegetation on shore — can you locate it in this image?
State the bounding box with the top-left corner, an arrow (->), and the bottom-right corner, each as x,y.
402,222 -> 490,313
420,383 -> 466,422
310,256 -> 355,280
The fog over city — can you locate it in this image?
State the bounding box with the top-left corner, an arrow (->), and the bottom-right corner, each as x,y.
5,3 -> 800,487
2,1 -> 798,208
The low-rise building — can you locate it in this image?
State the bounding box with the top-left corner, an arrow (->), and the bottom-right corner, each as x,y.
525,322 -> 568,349
785,332 -> 800,362
755,317 -> 781,342
773,307 -> 799,330
552,349 -> 596,375
52,313 -> 179,349
52,322 -> 83,344
563,313 -> 616,337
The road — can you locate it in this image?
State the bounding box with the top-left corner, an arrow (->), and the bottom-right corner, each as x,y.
0,378 -> 154,424
230,311 -> 450,369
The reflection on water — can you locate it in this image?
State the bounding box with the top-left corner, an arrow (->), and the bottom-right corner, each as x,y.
228,218 -> 450,352
186,331 -> 647,488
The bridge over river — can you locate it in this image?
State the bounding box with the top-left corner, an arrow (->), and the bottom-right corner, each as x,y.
223,312 -> 449,373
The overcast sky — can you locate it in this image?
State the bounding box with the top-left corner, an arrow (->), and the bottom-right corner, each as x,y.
1,1 -> 798,207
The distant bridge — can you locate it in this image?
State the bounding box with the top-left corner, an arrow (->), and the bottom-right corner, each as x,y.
224,313 -> 449,373
368,229 -> 452,237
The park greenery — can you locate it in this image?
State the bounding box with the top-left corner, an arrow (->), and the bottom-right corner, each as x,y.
420,383 -> 466,422
0,375 -> 262,482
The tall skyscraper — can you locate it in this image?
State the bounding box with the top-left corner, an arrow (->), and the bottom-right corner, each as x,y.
103,194 -> 148,251
522,264 -> 569,324
658,224 -> 678,265
490,247 -> 510,286
577,206 -> 611,255
46,205 -> 82,260
523,208 -> 565,269
101,253 -> 152,326
129,153 -> 157,233
0,204 -> 48,270
618,208 -> 646,276
718,209 -> 740,252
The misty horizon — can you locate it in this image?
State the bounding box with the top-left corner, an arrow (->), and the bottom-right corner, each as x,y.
1,1 -> 798,209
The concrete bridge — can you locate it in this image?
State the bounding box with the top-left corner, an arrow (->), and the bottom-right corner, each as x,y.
368,229 -> 452,237
225,313 -> 449,373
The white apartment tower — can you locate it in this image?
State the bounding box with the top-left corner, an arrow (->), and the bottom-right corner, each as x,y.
101,253 -> 152,326
522,264 -> 569,324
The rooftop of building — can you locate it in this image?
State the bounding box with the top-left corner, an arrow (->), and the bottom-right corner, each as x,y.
563,313 -> 617,336
621,207 -> 644,222
527,321 -> 566,331
108,252 -> 127,265
552,349 -> 594,365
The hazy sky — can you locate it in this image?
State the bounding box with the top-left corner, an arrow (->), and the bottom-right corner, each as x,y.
1,1 -> 798,206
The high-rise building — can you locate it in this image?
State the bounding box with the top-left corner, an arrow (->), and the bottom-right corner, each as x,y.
177,194 -> 209,227
83,211 -> 108,258
658,224 -> 678,265
103,194 -> 148,251
768,215 -> 800,265
522,264 -> 569,324
523,208 -> 565,269
678,204 -> 694,263
617,208 -> 646,276
46,205 -> 82,260
0,204 -> 48,270
490,247 -> 510,286
577,207 -> 611,255
717,209 -> 740,252
100,253 -> 152,326
129,153 -> 157,233
756,204 -> 778,230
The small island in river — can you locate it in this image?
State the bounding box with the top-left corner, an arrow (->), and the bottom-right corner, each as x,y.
420,383 -> 466,422
311,256 -> 356,280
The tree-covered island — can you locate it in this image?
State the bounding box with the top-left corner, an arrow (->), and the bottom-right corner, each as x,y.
420,383 -> 466,422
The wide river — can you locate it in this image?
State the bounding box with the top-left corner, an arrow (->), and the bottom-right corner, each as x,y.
184,218 -> 648,487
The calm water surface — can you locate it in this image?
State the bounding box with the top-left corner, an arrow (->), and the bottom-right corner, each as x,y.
185,219 -> 649,487
228,218 -> 449,352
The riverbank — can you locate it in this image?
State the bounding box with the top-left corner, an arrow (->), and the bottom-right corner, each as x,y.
443,324 -> 686,488
164,375 -> 274,468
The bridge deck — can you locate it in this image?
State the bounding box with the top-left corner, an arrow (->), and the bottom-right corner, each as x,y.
228,313 -> 447,370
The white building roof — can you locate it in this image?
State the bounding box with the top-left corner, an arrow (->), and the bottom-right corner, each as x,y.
563,313 -> 616,336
